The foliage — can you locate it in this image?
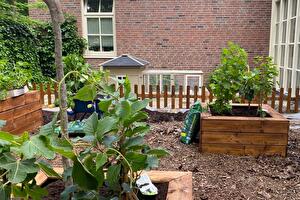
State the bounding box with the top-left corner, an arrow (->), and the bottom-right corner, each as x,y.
0,60 -> 32,100
36,15 -> 86,78
56,74 -> 169,199
0,120 -> 62,200
209,42 -> 248,115
240,56 -> 278,116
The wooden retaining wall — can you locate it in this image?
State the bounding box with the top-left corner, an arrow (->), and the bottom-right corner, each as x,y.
0,91 -> 43,134
200,104 -> 289,157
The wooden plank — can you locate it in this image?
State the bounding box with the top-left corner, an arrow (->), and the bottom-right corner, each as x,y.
0,109 -> 14,121
13,102 -> 42,119
39,83 -> 44,105
201,143 -> 286,156
149,85 -> 153,107
119,85 -> 124,97
25,91 -> 40,104
193,86 -> 198,103
202,119 -> 289,134
201,86 -> 206,102
47,84 -> 51,105
278,87 -> 284,113
179,86 -> 183,109
0,95 -> 26,112
202,132 -> 287,145
164,85 -> 168,108
141,85 -> 145,100
134,84 -> 138,99
286,88 -> 292,113
156,85 -> 160,109
171,85 -> 175,109
186,86 -> 190,109
271,88 -> 276,108
295,88 -> 299,113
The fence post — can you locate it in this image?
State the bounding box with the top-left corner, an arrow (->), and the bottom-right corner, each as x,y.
47,83 -> 51,105
39,83 -> 44,105
295,88 -> 299,113
286,88 -> 292,113
279,88 -> 284,113
156,85 -> 160,109
33,83 -> 37,90
201,86 -> 206,103
134,84 -> 138,99
164,85 -> 168,108
179,85 -> 183,109
54,83 -> 58,99
149,85 -> 153,107
171,85 -> 175,109
120,85 -> 124,97
186,86 -> 190,109
141,85 -> 145,100
271,88 -> 276,108
194,86 -> 198,103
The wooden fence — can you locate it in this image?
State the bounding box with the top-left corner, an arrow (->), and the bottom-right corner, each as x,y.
32,83 -> 300,113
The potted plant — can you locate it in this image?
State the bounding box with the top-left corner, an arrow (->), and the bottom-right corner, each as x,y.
201,42 -> 289,157
0,60 -> 32,100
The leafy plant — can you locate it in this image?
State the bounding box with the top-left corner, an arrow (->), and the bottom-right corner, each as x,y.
54,74 -> 170,199
209,42 -> 248,115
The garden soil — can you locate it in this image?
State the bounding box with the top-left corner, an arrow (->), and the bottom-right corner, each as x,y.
48,113 -> 300,200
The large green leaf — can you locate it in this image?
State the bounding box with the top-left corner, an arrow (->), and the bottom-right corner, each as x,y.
123,76 -> 131,98
124,111 -> 148,127
37,161 -> 62,179
46,137 -> 75,160
24,185 -> 48,200
39,113 -> 58,136
116,100 -> 131,119
95,153 -> 107,170
0,131 -> 16,144
146,148 -> 170,158
20,135 -> 55,159
125,152 -> 147,172
72,158 -> 98,190
98,99 -> 112,113
107,164 -> 121,190
103,135 -> 118,147
96,116 -> 118,138
146,155 -> 159,169
74,84 -> 97,101
83,112 -> 98,135
0,153 -> 39,183
131,99 -> 151,113
123,136 -> 143,149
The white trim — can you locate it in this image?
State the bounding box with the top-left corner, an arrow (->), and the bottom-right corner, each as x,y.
142,70 -> 203,75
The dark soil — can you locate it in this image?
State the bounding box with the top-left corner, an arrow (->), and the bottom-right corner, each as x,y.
210,105 -> 271,117
43,180 -> 169,200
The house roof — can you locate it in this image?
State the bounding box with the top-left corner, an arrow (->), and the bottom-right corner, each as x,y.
101,54 -> 149,67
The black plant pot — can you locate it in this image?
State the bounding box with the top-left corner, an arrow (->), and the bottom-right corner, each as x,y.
137,191 -> 157,200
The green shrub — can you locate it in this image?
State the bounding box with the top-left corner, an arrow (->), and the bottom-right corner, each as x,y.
209,42 -> 248,115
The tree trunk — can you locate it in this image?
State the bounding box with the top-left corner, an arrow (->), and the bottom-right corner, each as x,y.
43,0 -> 72,187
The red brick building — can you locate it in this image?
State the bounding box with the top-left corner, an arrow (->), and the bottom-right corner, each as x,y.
29,0 -> 273,89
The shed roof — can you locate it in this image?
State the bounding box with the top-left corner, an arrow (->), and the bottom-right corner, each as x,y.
101,54 -> 149,67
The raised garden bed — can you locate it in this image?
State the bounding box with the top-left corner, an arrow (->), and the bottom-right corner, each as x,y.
36,169 -> 193,200
0,90 -> 43,134
200,104 -> 289,156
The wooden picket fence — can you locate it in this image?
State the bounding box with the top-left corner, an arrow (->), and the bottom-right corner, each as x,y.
32,82 -> 300,113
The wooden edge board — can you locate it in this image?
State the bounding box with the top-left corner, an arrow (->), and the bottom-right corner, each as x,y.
36,169 -> 193,200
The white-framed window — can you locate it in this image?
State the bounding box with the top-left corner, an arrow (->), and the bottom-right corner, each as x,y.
82,0 -> 116,58
270,0 -> 300,95
142,70 -> 203,94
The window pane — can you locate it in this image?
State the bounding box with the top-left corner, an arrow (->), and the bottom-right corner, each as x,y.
162,75 -> 171,92
87,18 -> 100,34
288,45 -> 294,68
282,21 -> 287,43
280,68 -> 284,87
174,75 -> 184,92
101,18 -> 113,34
101,36 -> 114,51
275,24 -> 279,43
296,71 -> 300,88
101,0 -> 113,12
292,0 -> 298,17
276,2 -> 281,22
87,0 -> 99,12
286,69 -> 292,88
274,45 -> 278,64
290,18 -> 296,43
88,36 -> 100,51
298,45 -> 300,69
187,76 -> 200,95
283,0 -> 288,20
280,45 -> 285,66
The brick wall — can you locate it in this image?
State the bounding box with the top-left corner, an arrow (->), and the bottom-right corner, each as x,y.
29,0 -> 272,82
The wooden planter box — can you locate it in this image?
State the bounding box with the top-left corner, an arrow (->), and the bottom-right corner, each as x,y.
0,91 -> 43,134
200,104 -> 289,157
36,169 -> 193,200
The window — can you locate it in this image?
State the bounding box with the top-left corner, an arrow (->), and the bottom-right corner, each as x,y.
270,0 -> 300,95
83,0 -> 115,58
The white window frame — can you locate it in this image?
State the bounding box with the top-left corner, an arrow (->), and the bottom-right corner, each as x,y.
81,0 -> 117,58
270,0 -> 300,95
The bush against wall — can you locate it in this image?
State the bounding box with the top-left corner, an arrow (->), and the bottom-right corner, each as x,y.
36,15 -> 86,78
